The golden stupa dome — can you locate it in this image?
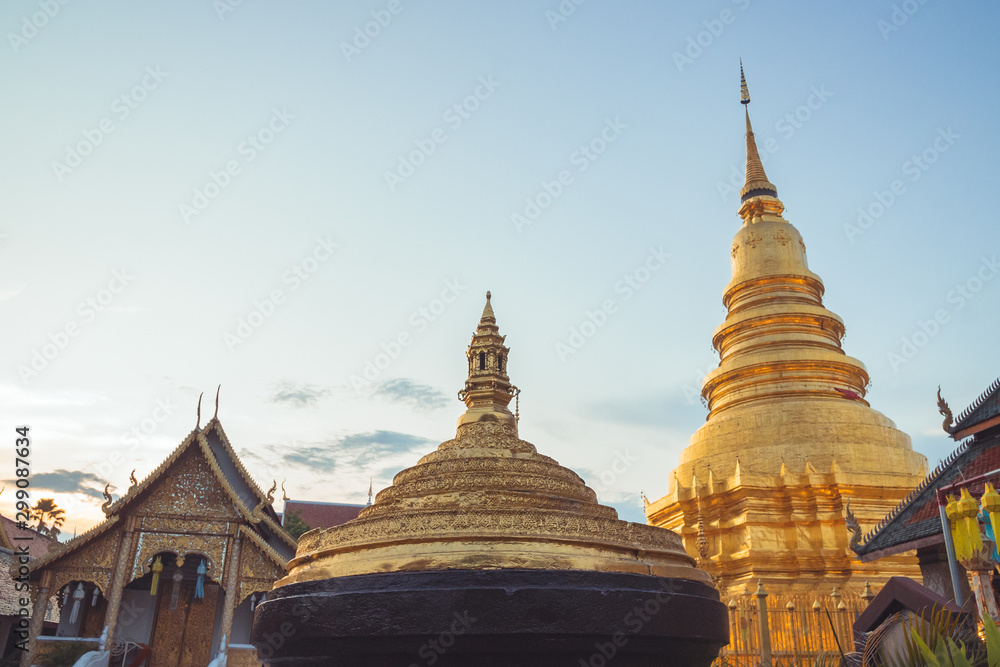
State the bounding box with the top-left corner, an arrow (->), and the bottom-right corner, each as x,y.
276,292 -> 710,588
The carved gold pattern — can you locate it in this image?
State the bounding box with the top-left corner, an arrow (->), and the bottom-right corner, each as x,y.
286,416 -> 700,585
131,532 -> 228,585
731,241 -> 739,258
745,232 -> 762,249
227,648 -> 262,667
773,229 -> 790,246
239,538 -> 283,604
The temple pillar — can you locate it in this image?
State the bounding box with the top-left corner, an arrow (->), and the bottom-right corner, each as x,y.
104,519 -> 139,647
21,570 -> 54,667
218,533 -> 243,654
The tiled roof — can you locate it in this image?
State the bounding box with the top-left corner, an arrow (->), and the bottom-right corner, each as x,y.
950,378 -> 1000,437
283,501 -> 364,530
856,429 -> 1000,560
0,515 -> 55,559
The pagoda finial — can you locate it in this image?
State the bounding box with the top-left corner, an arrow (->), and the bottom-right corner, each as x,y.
367,478 -> 373,506
738,62 -> 783,223
457,292 -> 516,431
740,59 -> 750,105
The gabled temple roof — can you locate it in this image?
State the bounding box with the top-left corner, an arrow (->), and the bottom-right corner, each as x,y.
29,417 -> 296,573
949,377 -> 1000,439
856,378 -> 1000,561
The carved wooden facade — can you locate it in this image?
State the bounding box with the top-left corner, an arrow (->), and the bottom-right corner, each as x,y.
24,418 -> 295,666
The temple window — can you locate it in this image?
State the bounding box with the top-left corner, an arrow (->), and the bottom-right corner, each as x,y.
479,352 -> 486,370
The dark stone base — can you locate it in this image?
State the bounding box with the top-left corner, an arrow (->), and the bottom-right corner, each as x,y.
252,569 -> 728,666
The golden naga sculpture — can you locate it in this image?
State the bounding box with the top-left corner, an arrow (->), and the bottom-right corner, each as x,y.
845,499 -> 862,553
277,293 -> 711,588
938,385 -> 954,432
101,484 -> 114,516
250,480 -> 277,524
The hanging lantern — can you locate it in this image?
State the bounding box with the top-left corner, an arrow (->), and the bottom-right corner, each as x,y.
981,483 -> 1000,556
91,587 -> 99,607
62,586 -> 70,607
169,570 -> 183,611
946,494 -> 969,561
69,583 -> 85,624
150,556 -> 163,596
195,559 -> 206,600
959,487 -> 984,558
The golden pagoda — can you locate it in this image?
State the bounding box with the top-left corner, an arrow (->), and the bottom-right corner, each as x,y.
255,293 -> 728,665
644,65 -> 928,598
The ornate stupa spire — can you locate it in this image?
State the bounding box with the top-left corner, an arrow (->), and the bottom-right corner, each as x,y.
645,64 -> 927,598
457,291 -> 517,430
738,62 -> 784,224
269,296 -> 725,665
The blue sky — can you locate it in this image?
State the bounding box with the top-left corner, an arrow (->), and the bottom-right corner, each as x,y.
1,0 -> 997,532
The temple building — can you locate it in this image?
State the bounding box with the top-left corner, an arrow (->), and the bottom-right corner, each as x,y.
254,293 -> 728,665
0,516 -> 56,656
644,67 -> 928,598
23,405 -> 296,667
853,378 -> 1000,604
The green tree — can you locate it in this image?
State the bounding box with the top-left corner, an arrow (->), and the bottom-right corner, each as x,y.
283,508 -> 311,541
30,498 -> 65,538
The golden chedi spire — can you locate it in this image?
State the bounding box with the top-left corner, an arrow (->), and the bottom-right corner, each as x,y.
278,293 -> 710,587
738,61 -> 782,221
457,291 -> 517,429
645,65 -> 927,597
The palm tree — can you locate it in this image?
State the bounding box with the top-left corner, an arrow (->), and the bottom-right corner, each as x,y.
30,498 -> 65,538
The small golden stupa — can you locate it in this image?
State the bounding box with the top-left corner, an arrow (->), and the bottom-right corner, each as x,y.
256,293 -> 727,665
645,65 -> 928,597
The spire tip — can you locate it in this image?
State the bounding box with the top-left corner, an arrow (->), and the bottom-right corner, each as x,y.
740,60 -> 751,106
